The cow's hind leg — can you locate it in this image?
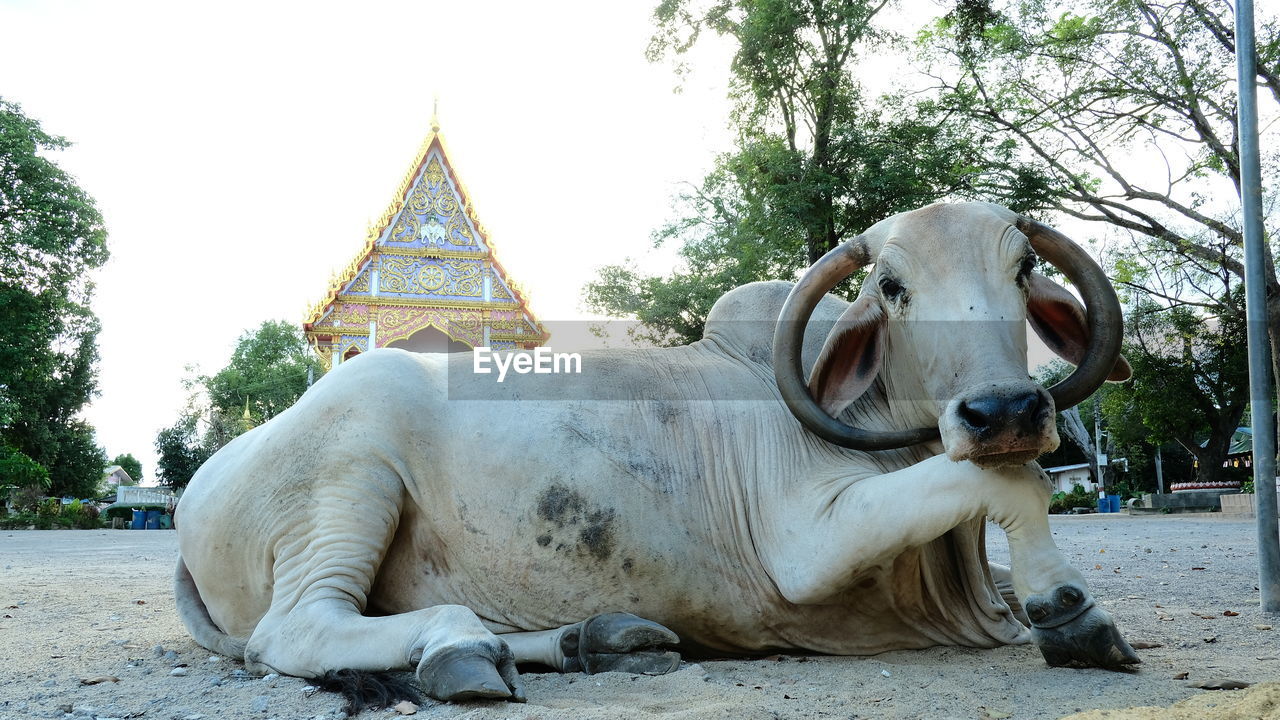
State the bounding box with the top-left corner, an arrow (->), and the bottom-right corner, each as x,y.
242,470 -> 524,703
502,613 -> 680,675
989,562 -> 1029,625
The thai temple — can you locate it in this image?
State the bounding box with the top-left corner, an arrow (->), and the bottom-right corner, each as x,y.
303,113 -> 546,369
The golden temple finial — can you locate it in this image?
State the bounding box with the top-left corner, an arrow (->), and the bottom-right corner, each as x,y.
431,96 -> 441,133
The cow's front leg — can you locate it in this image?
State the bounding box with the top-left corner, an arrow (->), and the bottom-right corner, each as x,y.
502,612 -> 680,674
987,483 -> 1140,670
760,455 -> 1138,669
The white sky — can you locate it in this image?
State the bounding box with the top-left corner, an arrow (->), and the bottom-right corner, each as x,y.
0,0 -> 745,483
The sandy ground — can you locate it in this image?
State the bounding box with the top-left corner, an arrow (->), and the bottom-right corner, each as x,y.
2,514 -> 1279,720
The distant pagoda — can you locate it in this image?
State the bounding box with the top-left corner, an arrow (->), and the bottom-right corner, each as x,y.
303,112 -> 546,369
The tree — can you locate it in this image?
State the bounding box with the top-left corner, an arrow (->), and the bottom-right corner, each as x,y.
110,453 -> 142,485
155,320 -> 320,489
0,98 -> 110,497
154,414 -> 209,492
1102,291 -> 1249,486
924,0 -> 1280,378
46,420 -> 107,498
587,0 -> 1027,345
204,320 -> 321,427
0,444 -> 49,491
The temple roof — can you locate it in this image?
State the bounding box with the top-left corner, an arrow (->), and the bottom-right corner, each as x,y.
303,116 -> 543,339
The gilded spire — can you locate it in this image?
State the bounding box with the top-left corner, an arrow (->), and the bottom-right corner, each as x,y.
431,96 -> 441,133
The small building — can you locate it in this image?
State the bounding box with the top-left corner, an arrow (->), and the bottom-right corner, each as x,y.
1043,463 -> 1097,495
102,465 -> 134,487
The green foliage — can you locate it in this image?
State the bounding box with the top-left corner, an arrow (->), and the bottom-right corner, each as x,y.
1048,483 -> 1095,514
0,511 -> 37,530
1103,290 -> 1249,485
47,420 -> 107,498
7,497 -> 103,529
109,453 -> 142,485
204,320 -> 320,426
154,412 -> 211,492
56,498 -> 102,529
589,0 -> 1032,345
0,98 -> 109,499
0,444 -> 49,490
104,504 -> 166,521
155,320 -> 319,489
1241,480 -> 1255,494
923,0 -> 1279,384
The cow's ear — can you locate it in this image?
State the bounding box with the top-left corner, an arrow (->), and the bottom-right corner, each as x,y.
1027,272 -> 1131,382
807,295 -> 886,417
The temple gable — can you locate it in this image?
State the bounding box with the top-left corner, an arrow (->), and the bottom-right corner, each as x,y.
303,117 -> 545,367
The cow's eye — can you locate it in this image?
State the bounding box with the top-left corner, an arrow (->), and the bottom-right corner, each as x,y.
1017,250 -> 1037,286
879,276 -> 905,301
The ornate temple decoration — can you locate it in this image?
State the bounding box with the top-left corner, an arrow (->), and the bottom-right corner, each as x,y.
303,113 -> 547,368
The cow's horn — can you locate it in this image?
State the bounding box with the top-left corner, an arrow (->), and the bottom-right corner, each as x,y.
771,238 -> 941,450
1016,217 -> 1123,411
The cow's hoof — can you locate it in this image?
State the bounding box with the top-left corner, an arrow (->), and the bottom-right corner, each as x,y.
561,612 -> 681,675
1027,585 -> 1140,670
418,645 -> 527,703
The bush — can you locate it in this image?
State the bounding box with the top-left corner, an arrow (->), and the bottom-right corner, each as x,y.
3,497 -> 104,529
1049,483 -> 1097,514
105,504 -> 166,521
0,511 -> 38,530
37,497 -> 60,519
60,499 -> 103,529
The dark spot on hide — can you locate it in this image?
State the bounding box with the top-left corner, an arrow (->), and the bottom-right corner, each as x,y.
654,402 -> 682,424
856,577 -> 877,590
420,543 -> 450,576
622,558 -> 634,574
537,484 -> 585,528
536,483 -> 618,562
578,509 -> 617,561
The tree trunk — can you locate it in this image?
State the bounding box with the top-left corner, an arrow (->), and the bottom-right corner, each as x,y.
1060,407 -> 1099,483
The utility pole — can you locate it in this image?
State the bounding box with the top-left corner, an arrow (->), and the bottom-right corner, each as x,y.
1154,446 -> 1165,495
1236,0 -> 1280,613
1093,401 -> 1107,490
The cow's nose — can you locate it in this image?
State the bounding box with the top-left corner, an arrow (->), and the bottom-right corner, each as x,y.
958,390 -> 1044,436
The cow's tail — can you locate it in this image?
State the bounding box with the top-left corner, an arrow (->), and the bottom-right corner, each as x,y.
174,554 -> 247,660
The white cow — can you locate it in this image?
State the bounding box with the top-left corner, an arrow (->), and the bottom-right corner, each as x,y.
175,203 -> 1137,706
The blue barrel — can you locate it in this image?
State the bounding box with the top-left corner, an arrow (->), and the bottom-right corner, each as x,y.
145,510 -> 161,529
1109,495 -> 1121,513
131,509 -> 146,529
1097,497 -> 1110,513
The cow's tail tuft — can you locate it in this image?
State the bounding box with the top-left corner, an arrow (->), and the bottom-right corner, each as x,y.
174,554 -> 247,660
317,669 -> 423,717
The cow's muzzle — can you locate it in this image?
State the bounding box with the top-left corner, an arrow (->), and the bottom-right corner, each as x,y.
941,381 -> 1056,467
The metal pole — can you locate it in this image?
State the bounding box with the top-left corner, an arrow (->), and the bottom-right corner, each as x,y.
1236,0 -> 1280,614
1154,446 -> 1164,495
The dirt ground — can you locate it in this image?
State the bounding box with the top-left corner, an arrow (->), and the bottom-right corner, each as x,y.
2,514 -> 1278,720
